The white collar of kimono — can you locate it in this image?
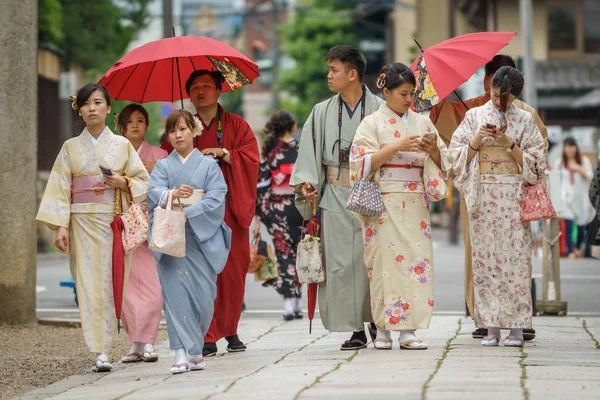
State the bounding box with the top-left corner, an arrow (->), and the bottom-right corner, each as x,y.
177,149 -> 194,164
84,126 -> 111,146
380,103 -> 410,124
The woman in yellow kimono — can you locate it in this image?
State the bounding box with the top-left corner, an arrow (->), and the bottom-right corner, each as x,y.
449,67 -> 545,348
350,63 -> 451,350
36,83 -> 149,371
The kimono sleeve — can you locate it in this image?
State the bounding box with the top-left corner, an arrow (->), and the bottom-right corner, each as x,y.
290,108 -> 322,220
448,110 -> 480,212
519,113 -> 546,186
36,142 -> 72,230
589,161 -> 600,213
349,116 -> 379,185
256,160 -> 271,219
423,117 -> 452,179
185,159 -> 228,242
124,141 -> 150,204
225,119 -> 260,228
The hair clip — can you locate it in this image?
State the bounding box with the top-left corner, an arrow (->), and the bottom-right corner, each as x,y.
193,115 -> 203,137
70,95 -> 78,110
114,113 -> 120,132
376,73 -> 387,89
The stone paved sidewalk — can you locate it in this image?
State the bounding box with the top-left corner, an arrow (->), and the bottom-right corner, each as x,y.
17,316 -> 600,400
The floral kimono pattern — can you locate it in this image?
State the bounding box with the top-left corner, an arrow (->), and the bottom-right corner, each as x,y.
256,139 -> 304,298
350,104 -> 451,331
449,100 -> 545,329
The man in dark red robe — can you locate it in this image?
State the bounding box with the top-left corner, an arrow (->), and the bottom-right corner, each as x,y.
161,70 -> 259,357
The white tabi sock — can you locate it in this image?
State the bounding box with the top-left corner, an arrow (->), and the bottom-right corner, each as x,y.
292,297 -> 301,313
487,327 -> 501,339
131,342 -> 144,354
509,328 -> 523,340
175,349 -> 187,365
96,353 -> 109,362
283,299 -> 294,316
377,329 -> 391,341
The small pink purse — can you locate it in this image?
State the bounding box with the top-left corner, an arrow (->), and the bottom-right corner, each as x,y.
520,180 -> 557,222
120,181 -> 149,255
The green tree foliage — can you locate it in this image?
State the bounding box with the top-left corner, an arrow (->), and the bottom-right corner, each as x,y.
60,0 -> 151,73
39,0 -> 64,44
38,0 -> 151,73
277,0 -> 357,123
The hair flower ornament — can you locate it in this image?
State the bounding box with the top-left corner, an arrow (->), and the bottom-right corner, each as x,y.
70,95 -> 78,110
193,115 -> 203,137
376,73 -> 387,89
113,113 -> 120,131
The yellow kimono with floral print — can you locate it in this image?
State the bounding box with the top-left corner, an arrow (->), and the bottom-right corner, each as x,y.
350,104 -> 451,331
37,128 -> 149,354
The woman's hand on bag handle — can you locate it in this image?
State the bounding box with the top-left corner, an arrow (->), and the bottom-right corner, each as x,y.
301,182 -> 317,201
172,184 -> 194,199
54,227 -> 69,253
394,135 -> 421,152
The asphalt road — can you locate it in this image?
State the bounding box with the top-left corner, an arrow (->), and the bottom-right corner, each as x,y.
36,227 -> 600,322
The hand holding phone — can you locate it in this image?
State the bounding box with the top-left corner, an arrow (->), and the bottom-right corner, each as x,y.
99,165 -> 113,176
422,132 -> 436,141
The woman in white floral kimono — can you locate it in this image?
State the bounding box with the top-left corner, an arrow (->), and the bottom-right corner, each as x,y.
350,63 -> 451,350
449,66 -> 545,348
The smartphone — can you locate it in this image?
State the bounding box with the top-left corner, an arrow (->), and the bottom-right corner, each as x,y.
422,132 -> 436,141
99,165 -> 113,176
485,123 -> 496,129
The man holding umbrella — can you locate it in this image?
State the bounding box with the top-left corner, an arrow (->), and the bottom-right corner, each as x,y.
429,54 -> 548,342
161,70 -> 260,357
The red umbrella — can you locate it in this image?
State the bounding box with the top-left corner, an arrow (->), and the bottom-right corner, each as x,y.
110,188 -> 125,333
306,201 -> 320,334
98,36 -> 259,107
410,31 -> 516,112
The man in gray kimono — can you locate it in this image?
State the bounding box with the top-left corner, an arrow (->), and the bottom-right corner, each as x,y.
290,45 -> 384,350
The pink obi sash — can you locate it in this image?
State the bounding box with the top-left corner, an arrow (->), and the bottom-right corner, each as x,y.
379,153 -> 425,182
71,175 -> 115,204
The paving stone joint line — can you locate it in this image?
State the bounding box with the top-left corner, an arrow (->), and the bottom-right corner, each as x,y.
421,318 -> 463,400
292,349 -> 360,400
518,346 -> 530,400
582,319 -> 600,349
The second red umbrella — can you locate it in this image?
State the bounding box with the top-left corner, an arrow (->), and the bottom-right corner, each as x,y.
410,31 -> 516,112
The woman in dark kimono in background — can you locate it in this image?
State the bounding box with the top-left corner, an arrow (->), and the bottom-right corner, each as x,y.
254,111 -> 305,320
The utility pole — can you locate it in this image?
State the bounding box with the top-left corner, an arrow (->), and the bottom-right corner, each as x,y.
271,0 -> 281,111
519,0 -> 536,109
163,0 -> 173,38
0,0 -> 38,324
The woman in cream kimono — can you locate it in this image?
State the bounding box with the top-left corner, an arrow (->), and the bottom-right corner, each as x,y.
350,63 -> 451,350
117,104 -> 168,363
449,66 -> 545,348
36,84 -> 149,372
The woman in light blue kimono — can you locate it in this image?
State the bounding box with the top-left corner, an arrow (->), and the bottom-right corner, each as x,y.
147,110 -> 231,374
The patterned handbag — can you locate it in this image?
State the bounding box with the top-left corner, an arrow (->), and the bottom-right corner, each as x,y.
248,233 -> 268,273
121,181 -> 149,255
254,243 -> 279,281
346,162 -> 385,217
296,203 -> 324,284
148,190 -> 186,257
520,179 -> 557,222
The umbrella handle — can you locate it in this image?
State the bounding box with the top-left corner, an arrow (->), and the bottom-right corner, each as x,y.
115,188 -> 122,215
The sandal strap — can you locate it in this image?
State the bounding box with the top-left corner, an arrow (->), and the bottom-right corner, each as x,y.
400,339 -> 423,346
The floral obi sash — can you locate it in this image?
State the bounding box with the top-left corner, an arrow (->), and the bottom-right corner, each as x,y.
479,147 -> 519,175
379,153 -> 425,182
71,175 -> 115,204
271,163 -> 295,195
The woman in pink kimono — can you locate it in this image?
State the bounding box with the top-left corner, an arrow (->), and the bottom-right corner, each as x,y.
449,67 -> 545,348
117,104 -> 168,363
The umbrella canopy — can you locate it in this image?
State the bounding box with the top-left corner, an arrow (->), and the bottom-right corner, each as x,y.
110,189 -> 125,333
98,36 -> 259,105
410,31 -> 516,112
